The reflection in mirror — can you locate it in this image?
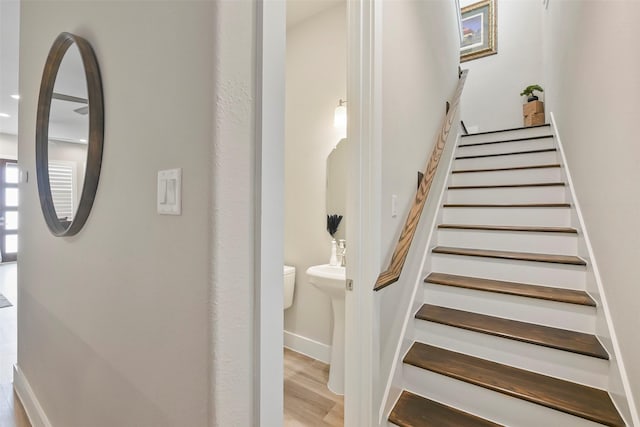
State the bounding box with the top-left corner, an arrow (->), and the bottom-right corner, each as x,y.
48,43 -> 88,226
326,138 -> 348,241
36,32 -> 104,237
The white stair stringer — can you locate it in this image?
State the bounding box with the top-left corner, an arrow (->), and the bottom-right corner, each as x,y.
382,122 -> 635,426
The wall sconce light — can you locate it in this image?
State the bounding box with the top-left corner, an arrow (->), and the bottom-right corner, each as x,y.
334,99 -> 347,139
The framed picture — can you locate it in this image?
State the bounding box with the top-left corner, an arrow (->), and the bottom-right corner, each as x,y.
460,0 -> 497,62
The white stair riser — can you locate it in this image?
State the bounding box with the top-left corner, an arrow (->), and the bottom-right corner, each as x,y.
442,207 -> 571,227
446,186 -> 566,204
450,167 -> 562,186
459,126 -> 552,145
422,282 -> 596,333
436,228 -> 577,255
454,150 -> 558,170
431,253 -> 586,290
412,322 -> 608,388
457,137 -> 555,157
403,364 -> 604,427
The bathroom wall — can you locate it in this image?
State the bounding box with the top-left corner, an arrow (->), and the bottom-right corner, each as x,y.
17,2 -> 212,425
284,3 -> 346,359
459,0 -> 544,132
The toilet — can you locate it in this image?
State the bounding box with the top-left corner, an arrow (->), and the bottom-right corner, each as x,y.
283,265 -> 296,310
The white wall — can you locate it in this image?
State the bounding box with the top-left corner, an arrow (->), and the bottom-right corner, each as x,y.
543,0 -> 640,419
380,0 -> 460,263
0,132 -> 18,159
18,2 -> 212,426
459,0 -> 544,132
284,3 -> 346,351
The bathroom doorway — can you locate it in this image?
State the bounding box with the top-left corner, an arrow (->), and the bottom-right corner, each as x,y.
283,1 -> 348,424
256,0 -> 379,424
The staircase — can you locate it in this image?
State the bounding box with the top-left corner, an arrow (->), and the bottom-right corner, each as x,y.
386,124 -> 628,426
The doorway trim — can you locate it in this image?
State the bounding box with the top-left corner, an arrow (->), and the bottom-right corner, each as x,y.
254,0 -> 381,424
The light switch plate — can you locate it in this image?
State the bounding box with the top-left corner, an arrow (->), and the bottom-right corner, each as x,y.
157,168 -> 182,215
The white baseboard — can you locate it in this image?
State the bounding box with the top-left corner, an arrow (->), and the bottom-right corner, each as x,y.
13,364 -> 53,427
284,330 -> 331,364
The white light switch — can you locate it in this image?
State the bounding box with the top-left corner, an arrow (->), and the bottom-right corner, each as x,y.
157,168 -> 182,215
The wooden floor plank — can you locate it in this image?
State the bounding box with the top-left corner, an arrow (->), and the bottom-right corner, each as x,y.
284,348 -> 343,426
416,304 -> 608,359
432,246 -> 586,266
389,391 -> 502,427
437,224 -> 577,234
404,343 -> 625,427
424,272 -> 595,306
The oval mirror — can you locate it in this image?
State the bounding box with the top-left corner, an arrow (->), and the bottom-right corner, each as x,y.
36,32 -> 104,236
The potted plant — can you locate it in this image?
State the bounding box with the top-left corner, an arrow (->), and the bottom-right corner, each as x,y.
520,84 -> 544,102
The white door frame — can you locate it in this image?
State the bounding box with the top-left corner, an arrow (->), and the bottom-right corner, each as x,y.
344,0 -> 381,425
255,0 -> 286,426
254,0 -> 381,424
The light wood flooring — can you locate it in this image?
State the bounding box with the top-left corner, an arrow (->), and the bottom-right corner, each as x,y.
284,348 -> 343,426
0,263 -> 31,427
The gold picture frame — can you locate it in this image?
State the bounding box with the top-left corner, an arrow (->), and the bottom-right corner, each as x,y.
460,0 -> 497,62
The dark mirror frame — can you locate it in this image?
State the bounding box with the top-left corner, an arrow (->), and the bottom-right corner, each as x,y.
36,32 -> 104,237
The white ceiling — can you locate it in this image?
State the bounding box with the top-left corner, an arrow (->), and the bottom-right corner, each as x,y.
0,0 -> 344,137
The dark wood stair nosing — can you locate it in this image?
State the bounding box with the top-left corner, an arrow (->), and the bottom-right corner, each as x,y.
455,148 -> 557,160
437,224 -> 578,234
458,134 -> 554,148
452,163 -> 561,174
448,182 -> 565,190
424,272 -> 596,307
403,343 -> 624,427
389,390 -> 503,427
415,304 -> 608,359
432,246 -> 587,266
460,123 -> 550,138
443,203 -> 571,208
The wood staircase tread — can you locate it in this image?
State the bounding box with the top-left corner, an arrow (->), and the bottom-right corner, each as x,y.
455,148 -> 556,160
458,135 -> 554,148
443,203 -> 570,208
416,304 -> 608,359
448,182 -> 565,190
432,246 -> 586,266
389,391 -> 503,427
437,224 -> 577,233
424,273 -> 595,306
460,123 -> 550,138
403,343 -> 624,427
452,163 -> 561,174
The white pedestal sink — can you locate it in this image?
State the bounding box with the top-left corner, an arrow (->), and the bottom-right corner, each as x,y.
306,264 -> 346,395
